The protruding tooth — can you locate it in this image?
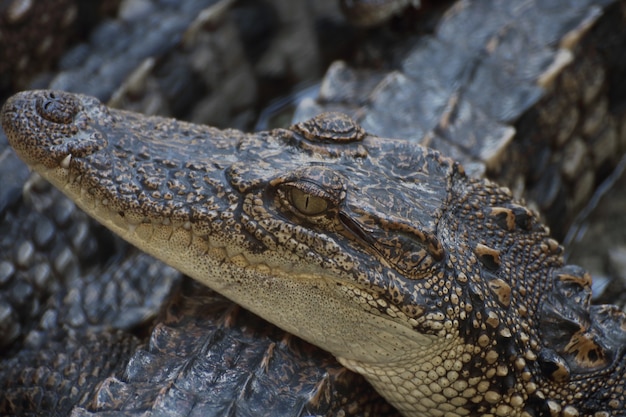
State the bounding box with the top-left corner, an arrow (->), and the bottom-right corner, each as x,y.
61,154 -> 72,169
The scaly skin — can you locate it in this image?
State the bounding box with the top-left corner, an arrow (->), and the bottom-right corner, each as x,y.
2,90 -> 626,416
339,0 -> 422,26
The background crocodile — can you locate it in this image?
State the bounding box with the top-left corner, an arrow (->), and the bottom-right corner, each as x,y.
1,0 -> 361,128
0,0 -> 122,99
0,0 -> 610,416
296,0 -> 626,239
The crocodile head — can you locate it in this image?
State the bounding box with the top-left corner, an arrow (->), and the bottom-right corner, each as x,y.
2,90 -> 625,417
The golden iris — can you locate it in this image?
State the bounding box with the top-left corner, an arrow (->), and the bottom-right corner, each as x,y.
289,187 -> 328,215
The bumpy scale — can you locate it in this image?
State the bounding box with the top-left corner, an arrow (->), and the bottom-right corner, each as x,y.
2,90 -> 625,417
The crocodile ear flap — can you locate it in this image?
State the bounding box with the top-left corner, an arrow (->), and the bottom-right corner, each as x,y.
539,265 -> 625,376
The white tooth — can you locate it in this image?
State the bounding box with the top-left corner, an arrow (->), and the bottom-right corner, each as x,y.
61,154 -> 72,169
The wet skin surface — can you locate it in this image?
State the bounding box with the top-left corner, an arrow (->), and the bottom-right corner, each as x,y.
2,89 -> 625,416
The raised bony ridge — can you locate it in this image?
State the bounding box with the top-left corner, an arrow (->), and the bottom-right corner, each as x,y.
2,90 -> 625,416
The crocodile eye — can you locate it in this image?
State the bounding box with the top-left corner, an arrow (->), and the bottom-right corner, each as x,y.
289,187 -> 329,215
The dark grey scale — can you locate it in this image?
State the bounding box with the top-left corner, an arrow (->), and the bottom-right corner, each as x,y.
552,265 -> 593,314
488,204 -> 536,232
488,207 -> 518,231
0,181 -> 180,414
540,266 -> 591,339
0,186 -> 68,349
590,305 -> 626,344
0,329 -> 138,416
40,0 -> 224,104
0,0 -> 121,100
25,0 -> 343,129
538,264 -> 626,414
524,395 -> 553,417
0,138 -> 180,354
70,251 -> 180,331
339,0 -> 422,27
540,309 -> 584,349
537,347 -> 571,383
528,166 -> 567,229
77,279 -> 399,417
466,280 -> 486,306
509,205 -> 535,231
474,243 -> 502,272
32,216 -> 55,249
483,271 -> 512,308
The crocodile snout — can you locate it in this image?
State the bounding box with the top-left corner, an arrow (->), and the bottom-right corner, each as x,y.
1,90 -> 108,169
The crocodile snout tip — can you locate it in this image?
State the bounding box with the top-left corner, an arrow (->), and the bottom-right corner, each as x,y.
2,90 -> 80,128
1,90 -> 108,169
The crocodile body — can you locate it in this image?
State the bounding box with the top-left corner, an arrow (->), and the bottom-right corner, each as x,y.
3,90 -> 626,416
1,0 -> 626,416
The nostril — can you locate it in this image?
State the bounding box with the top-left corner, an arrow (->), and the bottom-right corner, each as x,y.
35,91 -> 77,125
